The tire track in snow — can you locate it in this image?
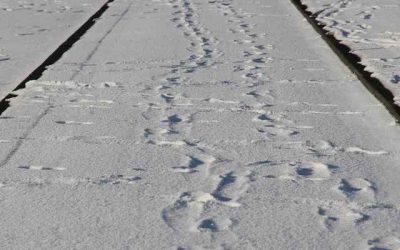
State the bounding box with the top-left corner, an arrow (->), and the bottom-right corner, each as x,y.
69,1 -> 135,80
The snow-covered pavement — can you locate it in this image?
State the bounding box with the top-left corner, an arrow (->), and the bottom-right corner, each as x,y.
0,0 -> 109,99
1,0 -> 400,249
300,0 -> 400,107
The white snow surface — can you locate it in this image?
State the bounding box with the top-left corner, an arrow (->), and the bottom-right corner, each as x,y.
0,0 -> 109,99
1,0 -> 400,249
300,0 -> 400,106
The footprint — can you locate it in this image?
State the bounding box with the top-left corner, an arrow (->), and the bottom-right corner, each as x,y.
248,33 -> 265,39
317,206 -> 339,231
243,51 -> 253,57
318,203 -> 369,231
252,44 -> 273,51
276,162 -> 337,182
243,72 -> 265,80
306,140 -> 339,156
160,93 -> 175,103
258,125 -> 298,140
197,218 -> 218,232
211,171 -> 251,207
172,155 -> 205,173
162,191 -> 215,232
295,162 -> 335,181
165,77 -> 181,85
252,57 -> 266,64
172,154 -> 216,174
252,111 -> 283,123
143,128 -> 171,139
254,113 -> 274,122
337,178 -> 376,202
162,114 -> 183,125
245,90 -> 274,101
367,236 -> 400,250
246,90 -> 262,98
196,217 -> 232,233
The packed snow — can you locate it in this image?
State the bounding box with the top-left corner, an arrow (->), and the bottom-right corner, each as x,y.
0,0 -> 400,249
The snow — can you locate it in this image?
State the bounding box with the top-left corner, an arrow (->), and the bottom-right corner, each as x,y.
0,0 -> 109,99
300,0 -> 400,105
0,0 -> 400,249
